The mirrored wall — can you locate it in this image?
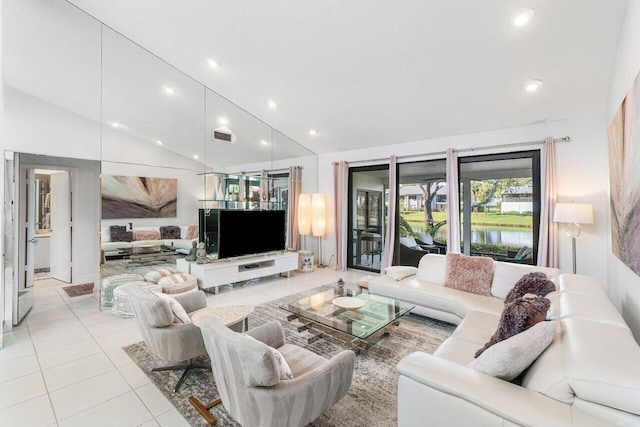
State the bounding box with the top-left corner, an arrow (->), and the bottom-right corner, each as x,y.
2,0 -> 318,319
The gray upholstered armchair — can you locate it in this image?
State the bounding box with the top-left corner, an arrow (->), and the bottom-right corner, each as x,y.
197,317 -> 355,427
124,284 -> 209,392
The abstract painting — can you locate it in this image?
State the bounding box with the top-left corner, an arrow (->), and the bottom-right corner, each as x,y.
607,70 -> 640,276
102,175 -> 177,219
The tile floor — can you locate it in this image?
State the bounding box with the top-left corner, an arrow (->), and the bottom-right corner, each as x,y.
0,268 -> 368,427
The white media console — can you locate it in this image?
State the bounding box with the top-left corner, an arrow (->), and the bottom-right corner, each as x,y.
185,251 -> 298,294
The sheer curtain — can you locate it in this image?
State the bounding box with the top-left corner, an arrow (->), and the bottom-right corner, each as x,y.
381,156 -> 397,269
446,148 -> 461,253
333,161 -> 348,271
537,137 -> 559,268
287,166 -> 302,250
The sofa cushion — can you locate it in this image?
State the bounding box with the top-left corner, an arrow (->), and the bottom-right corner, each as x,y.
185,224 -> 199,240
385,266 -> 418,281
521,324 -> 574,404
469,321 -> 556,381
444,253 -> 494,296
504,272 -> 555,304
416,254 -> 446,285
491,263 -> 556,300
158,273 -> 198,294
109,225 -> 132,242
475,295 -> 550,357
369,276 -> 504,322
561,318 -> 640,415
133,229 -> 161,241
160,225 -> 181,240
144,267 -> 180,284
559,292 -> 629,328
434,311 -> 499,365
101,227 -> 111,243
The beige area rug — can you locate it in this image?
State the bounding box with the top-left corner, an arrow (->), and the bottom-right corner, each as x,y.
124,285 -> 455,426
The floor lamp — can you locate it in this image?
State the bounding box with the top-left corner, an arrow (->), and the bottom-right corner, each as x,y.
312,194 -> 327,268
553,202 -> 594,274
298,194 -> 311,250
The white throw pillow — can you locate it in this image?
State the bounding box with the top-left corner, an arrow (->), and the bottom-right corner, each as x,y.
150,291 -> 191,324
245,335 -> 294,380
418,233 -> 434,245
384,266 -> 418,281
469,321 -> 556,381
399,236 -> 419,249
491,263 -> 531,299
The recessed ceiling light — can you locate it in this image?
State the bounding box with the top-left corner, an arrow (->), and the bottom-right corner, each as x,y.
207,58 -> 219,69
163,85 -> 175,95
268,100 -> 278,109
111,122 -> 122,129
218,117 -> 229,125
193,155 -> 200,160
511,8 -> 535,27
156,140 -> 163,145
309,129 -> 318,136
260,139 -> 269,146
524,79 -> 543,92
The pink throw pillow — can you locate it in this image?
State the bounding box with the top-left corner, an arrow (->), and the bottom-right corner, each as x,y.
444,253 -> 494,296
185,224 -> 199,240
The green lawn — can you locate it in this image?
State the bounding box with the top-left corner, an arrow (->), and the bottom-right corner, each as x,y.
401,211 -> 533,228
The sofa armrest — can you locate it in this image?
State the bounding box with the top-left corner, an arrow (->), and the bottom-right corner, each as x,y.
397,352 -> 608,427
246,320 -> 286,349
173,290 -> 207,313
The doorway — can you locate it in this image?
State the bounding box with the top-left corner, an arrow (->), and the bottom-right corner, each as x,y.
348,165 -> 389,272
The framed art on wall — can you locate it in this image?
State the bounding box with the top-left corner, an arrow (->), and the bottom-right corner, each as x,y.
102,175 -> 177,219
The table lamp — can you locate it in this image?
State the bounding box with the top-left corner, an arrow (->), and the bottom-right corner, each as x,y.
553,202 -> 593,274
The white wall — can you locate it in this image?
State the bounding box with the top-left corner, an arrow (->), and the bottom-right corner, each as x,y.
318,116 -> 610,283
605,0 -> 640,341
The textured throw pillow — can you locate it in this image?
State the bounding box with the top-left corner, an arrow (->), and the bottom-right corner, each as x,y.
158,273 -> 198,294
475,294 -> 551,358
504,272 -> 556,304
244,335 -> 294,380
444,253 -> 494,296
469,321 -> 556,381
185,224 -> 199,240
160,225 -> 181,240
384,266 -> 418,281
144,268 -> 180,284
150,290 -> 191,323
110,225 -> 132,242
133,229 -> 161,241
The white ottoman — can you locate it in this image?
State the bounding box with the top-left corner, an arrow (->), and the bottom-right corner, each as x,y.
111,281 -> 163,318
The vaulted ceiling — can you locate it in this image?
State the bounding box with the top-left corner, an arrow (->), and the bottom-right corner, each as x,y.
66,0 -> 628,154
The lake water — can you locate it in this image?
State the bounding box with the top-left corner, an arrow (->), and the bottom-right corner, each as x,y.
432,226 -> 533,248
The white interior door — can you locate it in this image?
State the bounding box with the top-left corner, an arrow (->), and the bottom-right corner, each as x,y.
50,171 -> 71,283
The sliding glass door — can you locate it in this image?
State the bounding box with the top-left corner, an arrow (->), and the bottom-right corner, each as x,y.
458,151 -> 540,264
396,160 -> 448,266
348,165 -> 389,272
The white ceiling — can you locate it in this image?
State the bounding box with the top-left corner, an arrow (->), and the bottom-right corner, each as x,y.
66,0 -> 627,154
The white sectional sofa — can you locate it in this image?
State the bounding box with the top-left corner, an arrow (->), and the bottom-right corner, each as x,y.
368,254 -> 640,426
101,226 -> 197,255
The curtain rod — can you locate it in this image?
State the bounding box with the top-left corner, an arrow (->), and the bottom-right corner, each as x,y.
340,136 -> 570,166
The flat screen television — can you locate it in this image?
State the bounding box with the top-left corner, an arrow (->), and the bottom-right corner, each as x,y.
218,210 -> 286,259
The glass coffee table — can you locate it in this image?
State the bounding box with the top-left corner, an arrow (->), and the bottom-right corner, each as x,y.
280,285 -> 414,352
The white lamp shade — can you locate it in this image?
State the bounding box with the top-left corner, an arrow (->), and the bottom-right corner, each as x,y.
553,202 -> 594,224
297,194 -> 311,235
311,193 -> 326,237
